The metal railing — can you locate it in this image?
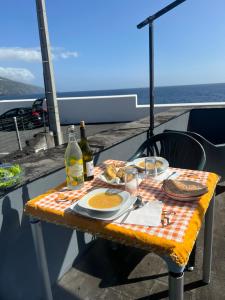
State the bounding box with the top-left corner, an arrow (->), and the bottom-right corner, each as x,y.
0,115 -> 48,158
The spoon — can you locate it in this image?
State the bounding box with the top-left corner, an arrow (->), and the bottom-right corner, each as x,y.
120,195 -> 143,223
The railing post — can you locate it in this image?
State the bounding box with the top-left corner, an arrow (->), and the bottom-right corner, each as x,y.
13,117 -> 23,151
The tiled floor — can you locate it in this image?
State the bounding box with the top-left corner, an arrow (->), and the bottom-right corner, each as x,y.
52,184 -> 225,300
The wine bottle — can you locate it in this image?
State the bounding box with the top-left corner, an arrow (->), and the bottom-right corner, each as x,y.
79,121 -> 94,181
65,125 -> 84,189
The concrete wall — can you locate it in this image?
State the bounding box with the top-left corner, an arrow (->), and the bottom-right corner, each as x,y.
0,111 -> 190,300
1,96 -> 224,124
0,99 -> 34,114
0,95 -> 149,124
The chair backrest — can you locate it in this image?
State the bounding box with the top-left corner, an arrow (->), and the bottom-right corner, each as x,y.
188,108 -> 225,145
134,132 -> 206,171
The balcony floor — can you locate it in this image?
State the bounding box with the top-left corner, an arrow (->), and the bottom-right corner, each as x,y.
52,182 -> 225,300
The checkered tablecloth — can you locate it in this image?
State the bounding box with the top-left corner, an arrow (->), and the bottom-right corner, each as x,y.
25,160 -> 219,266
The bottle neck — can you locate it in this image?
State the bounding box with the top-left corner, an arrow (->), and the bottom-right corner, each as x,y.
68,133 -> 77,143
80,126 -> 86,139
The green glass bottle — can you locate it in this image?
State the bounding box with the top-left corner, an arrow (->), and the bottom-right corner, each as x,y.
79,121 -> 94,181
65,125 -> 84,189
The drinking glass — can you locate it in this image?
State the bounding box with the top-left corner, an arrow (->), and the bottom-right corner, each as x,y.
145,157 -> 157,178
124,167 -> 139,196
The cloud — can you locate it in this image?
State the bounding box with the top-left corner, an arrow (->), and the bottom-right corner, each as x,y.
0,47 -> 78,62
0,67 -> 35,82
0,47 -> 41,62
58,51 -> 78,59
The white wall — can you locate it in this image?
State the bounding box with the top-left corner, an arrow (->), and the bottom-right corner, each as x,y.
0,95 -> 149,123
0,99 -> 34,114
1,95 -> 224,124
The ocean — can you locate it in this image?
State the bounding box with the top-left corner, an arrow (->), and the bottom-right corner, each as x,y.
1,82 -> 225,105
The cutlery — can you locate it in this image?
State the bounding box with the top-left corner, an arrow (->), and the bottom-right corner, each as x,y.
119,195 -> 143,223
165,171 -> 177,180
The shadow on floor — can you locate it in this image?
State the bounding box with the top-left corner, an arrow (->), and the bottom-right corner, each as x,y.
136,280 -> 208,300
216,184 -> 225,196
53,284 -> 81,300
72,239 -> 168,289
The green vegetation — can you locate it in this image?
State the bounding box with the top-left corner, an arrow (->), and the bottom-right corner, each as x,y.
0,164 -> 22,189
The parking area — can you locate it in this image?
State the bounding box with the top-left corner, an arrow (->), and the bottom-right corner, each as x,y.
0,122 -> 127,159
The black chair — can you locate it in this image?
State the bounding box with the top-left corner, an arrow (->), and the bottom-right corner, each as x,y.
165,128 -> 225,180
129,131 -> 206,171
129,131 -> 206,271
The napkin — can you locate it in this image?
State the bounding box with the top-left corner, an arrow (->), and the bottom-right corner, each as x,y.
116,200 -> 163,226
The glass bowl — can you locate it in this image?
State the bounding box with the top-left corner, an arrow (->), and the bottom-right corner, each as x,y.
0,163 -> 23,190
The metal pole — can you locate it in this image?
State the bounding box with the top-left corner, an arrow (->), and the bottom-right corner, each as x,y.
30,218 -> 53,300
36,0 -> 62,145
13,117 -> 22,151
169,272 -> 184,300
137,0 -> 186,138
203,194 -> 215,283
149,22 -> 154,138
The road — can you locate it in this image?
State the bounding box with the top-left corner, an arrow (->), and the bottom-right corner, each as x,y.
0,123 -> 126,158
0,107 -> 168,158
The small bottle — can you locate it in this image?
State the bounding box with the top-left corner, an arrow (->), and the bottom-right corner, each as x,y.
79,121 -> 94,181
65,125 -> 84,190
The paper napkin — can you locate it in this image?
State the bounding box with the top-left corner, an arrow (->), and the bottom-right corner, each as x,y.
116,200 -> 163,227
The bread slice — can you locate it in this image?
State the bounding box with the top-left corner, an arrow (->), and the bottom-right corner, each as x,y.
163,179 -> 208,197
104,164 -> 117,180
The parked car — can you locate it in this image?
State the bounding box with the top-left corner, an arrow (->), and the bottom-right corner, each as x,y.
0,107 -> 42,131
32,98 -> 48,125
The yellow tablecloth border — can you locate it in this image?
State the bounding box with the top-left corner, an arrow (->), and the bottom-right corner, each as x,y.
25,172 -> 219,267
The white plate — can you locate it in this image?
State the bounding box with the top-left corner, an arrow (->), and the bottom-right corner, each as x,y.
97,173 -> 125,186
70,196 -> 137,221
76,188 -> 130,212
130,157 -> 169,175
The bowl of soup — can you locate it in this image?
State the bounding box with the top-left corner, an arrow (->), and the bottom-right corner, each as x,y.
77,188 -> 130,212
131,157 -> 169,175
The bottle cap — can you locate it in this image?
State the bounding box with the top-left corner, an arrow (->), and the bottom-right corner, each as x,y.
80,121 -> 85,127
67,125 -> 76,135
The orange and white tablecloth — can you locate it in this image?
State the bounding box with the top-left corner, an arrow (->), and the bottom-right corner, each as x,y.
25,160 -> 219,267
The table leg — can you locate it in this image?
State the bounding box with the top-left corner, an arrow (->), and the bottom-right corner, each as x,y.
30,217 -> 53,300
203,193 -> 215,284
169,271 -> 184,300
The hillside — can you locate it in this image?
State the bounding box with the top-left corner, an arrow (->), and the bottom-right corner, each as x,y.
0,77 -> 44,98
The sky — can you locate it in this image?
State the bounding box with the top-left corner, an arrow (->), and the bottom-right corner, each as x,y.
0,0 -> 225,92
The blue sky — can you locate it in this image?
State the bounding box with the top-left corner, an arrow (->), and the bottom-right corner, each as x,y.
0,0 -> 225,91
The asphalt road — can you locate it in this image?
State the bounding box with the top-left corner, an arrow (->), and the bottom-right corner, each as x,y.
0,107 -> 168,158
0,123 -> 126,158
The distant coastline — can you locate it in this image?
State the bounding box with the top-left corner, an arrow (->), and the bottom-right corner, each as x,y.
1,82 -> 225,105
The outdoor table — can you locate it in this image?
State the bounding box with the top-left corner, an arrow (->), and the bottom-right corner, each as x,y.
25,160 -> 219,300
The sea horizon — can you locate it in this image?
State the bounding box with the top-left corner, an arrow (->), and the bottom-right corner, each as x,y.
1,82 -> 225,105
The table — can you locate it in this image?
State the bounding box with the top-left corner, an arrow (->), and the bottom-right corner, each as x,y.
25,160 -> 219,300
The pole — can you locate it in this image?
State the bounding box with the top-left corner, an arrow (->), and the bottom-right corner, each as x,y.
149,22 -> 154,138
137,0 -> 187,137
13,117 -> 23,151
35,0 -> 62,145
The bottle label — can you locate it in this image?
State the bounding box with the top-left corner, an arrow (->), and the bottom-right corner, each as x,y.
86,160 -> 94,177
69,164 -> 83,177
66,158 -> 84,187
